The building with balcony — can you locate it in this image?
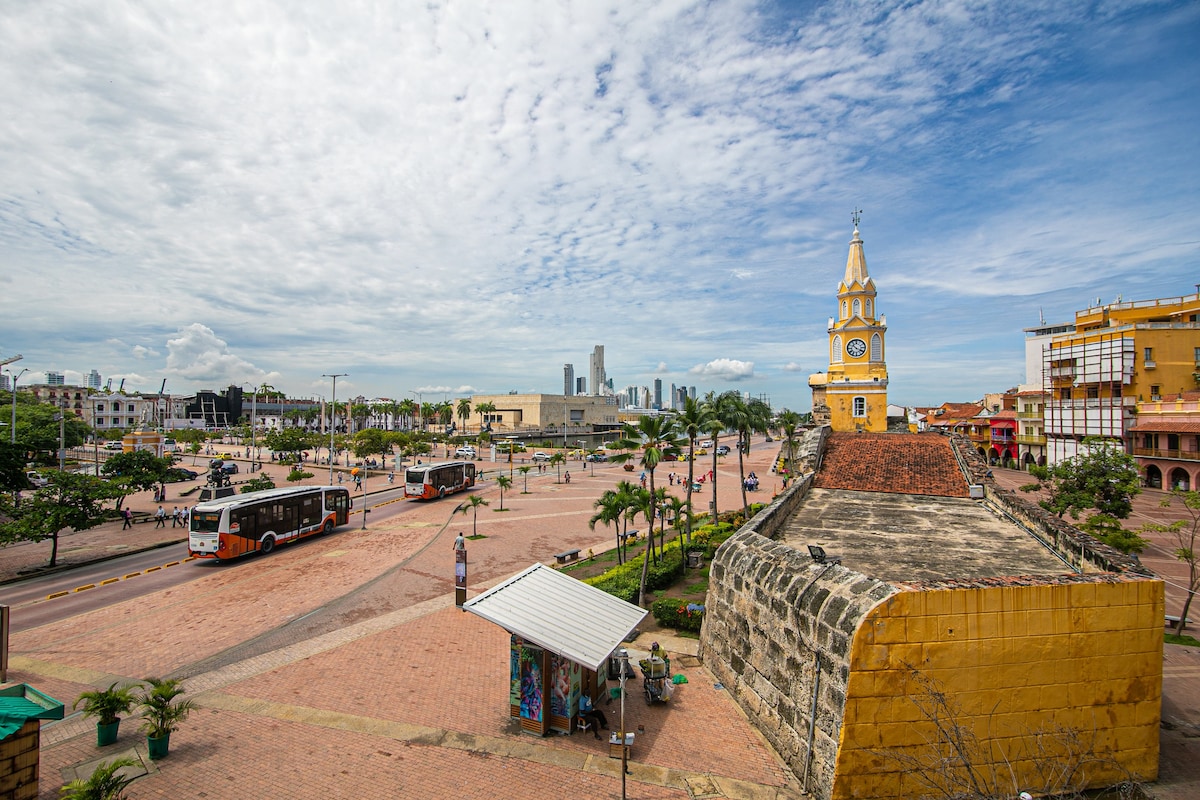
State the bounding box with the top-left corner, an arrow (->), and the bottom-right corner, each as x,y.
987,408 -> 1018,465
1042,293 -> 1200,463
1015,389 -> 1049,468
1130,391 -> 1200,490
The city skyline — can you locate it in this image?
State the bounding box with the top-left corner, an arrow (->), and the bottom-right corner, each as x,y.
2,1 -> 1197,411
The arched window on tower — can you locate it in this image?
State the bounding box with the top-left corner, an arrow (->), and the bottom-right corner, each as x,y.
866,299 -> 872,317
871,333 -> 883,361
832,335 -> 843,363
853,397 -> 866,417
841,300 -> 847,319
852,298 -> 861,317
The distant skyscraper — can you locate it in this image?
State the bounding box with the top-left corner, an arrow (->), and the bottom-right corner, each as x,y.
653,379 -> 662,410
86,370 -> 102,390
670,383 -> 677,410
576,377 -> 587,395
46,371 -> 65,386
589,345 -> 606,396
563,364 -> 574,396
0,374 -> 9,391
689,386 -> 697,401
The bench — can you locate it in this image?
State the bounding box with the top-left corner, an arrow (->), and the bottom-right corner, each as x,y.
555,549 -> 582,565
1165,615 -> 1193,627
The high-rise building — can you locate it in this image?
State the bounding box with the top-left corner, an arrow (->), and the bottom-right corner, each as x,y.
808,216 -> 889,432
86,369 -> 102,390
46,371 -> 65,386
576,377 -> 587,395
563,364 -> 574,396
653,379 -> 662,410
589,346 -> 606,397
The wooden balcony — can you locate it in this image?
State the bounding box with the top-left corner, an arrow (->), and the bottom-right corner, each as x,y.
1134,448 -> 1200,462
1017,434 -> 1046,446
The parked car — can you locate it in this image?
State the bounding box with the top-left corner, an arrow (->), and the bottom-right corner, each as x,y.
25,471 -> 49,489
700,439 -> 714,448
221,462 -> 239,475
532,452 -> 551,462
104,440 -> 123,450
165,468 -> 199,482
716,445 -> 731,456
455,446 -> 477,458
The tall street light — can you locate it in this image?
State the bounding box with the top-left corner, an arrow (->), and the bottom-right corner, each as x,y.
7,366 -> 29,445
409,390 -> 423,433
323,374 -> 347,485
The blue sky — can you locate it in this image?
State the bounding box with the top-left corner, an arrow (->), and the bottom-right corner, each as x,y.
1,0 -> 1197,411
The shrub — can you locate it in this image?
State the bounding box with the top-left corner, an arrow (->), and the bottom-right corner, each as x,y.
651,597 -> 705,633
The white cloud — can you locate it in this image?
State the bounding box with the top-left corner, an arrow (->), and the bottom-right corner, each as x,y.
782,362 -> 805,373
689,358 -> 755,381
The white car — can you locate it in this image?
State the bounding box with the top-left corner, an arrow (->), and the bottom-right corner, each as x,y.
455,446 -> 476,458
532,452 -> 551,462
25,471 -> 49,488
104,440 -> 123,450
700,439 -> 714,448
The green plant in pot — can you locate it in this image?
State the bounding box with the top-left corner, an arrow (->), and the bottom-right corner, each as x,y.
74,682 -> 137,747
136,677 -> 195,760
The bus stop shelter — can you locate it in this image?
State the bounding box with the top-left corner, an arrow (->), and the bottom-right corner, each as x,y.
463,563 -> 647,736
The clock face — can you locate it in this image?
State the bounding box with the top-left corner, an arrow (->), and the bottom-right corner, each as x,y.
846,338 -> 867,358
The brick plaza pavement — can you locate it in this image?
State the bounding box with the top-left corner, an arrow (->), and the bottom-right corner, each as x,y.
6,439 -> 802,799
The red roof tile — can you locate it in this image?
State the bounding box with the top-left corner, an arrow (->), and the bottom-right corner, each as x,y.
812,432 -> 971,498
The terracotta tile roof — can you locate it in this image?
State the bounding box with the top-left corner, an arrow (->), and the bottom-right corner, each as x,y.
812,432 -> 971,498
990,410 -> 1018,421
1129,421 -> 1200,433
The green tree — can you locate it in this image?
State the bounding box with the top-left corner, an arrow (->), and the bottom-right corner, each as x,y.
674,397 -> 713,542
611,415 -> 685,605
241,474 -> 277,493
1022,437 -> 1141,520
475,401 -> 496,434
0,440 -> 27,492
100,450 -> 175,510
548,451 -> 566,482
722,395 -> 771,518
456,398 -> 472,434
353,428 -> 387,461
0,471 -> 122,567
58,756 -> 138,800
397,399 -> 417,430
262,427 -> 316,463
777,409 -> 802,476
518,465 -> 532,493
590,482 -> 638,565
701,392 -> 731,523
1141,490 -> 1200,633
2,392 -> 91,464
495,474 -> 512,510
455,494 -> 489,537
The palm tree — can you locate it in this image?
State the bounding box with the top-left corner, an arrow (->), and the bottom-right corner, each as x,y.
495,475 -> 512,510
777,409 -> 801,477
611,414 -> 685,606
397,399 -> 417,431
701,393 -> 730,524
475,401 -> 497,434
674,396 -> 712,542
518,465 -> 532,493
725,396 -> 772,518
456,398 -> 472,434
455,494 -> 489,538
548,452 -> 566,482
589,489 -> 626,565
436,401 -> 453,428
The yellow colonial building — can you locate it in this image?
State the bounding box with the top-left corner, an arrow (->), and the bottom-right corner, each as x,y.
809,217 -> 889,431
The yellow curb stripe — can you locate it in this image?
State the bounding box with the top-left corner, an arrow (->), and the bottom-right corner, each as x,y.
123,572 -> 140,579
73,584 -> 95,592
100,578 -> 119,586
144,566 -> 161,573
46,591 -> 68,600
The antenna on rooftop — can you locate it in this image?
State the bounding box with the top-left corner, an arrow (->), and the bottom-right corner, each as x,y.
1039,307 -> 1045,325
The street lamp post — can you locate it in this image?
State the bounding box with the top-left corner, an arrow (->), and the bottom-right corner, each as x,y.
7,366 -> 29,445
409,390 -> 423,433
323,373 -> 347,485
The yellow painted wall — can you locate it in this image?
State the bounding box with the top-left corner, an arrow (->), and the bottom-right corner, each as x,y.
833,579 -> 1163,800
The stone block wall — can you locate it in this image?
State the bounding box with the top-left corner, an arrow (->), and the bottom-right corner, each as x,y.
0,720 -> 41,800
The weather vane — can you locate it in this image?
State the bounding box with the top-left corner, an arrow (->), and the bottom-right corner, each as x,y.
851,208 -> 862,228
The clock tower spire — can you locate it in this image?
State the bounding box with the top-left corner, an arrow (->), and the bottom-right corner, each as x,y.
809,214 -> 889,432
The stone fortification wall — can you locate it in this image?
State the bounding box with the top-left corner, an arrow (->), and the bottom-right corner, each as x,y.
700,477 -> 897,799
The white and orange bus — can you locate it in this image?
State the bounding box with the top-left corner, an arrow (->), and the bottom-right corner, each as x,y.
404,460 -> 477,500
188,485 -> 351,561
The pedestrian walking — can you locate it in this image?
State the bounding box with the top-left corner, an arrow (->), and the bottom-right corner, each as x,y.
353,473 -> 362,492
154,506 -> 166,528
454,531 -> 466,551
171,507 -> 181,528
121,508 -> 132,530
387,471 -> 394,484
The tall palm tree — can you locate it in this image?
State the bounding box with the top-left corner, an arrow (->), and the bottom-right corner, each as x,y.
777,409 -> 801,477
475,401 -> 496,434
455,494 -> 489,538
611,414 -> 685,606
662,494 -> 688,552
589,489 -> 626,565
674,396 -> 712,542
726,397 -> 772,518
518,465 -> 532,493
456,398 -> 472,434
701,392 -> 730,524
397,399 -> 416,431
495,475 -> 512,510
548,452 -> 566,482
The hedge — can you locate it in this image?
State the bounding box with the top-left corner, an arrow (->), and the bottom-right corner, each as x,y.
651,597 -> 705,633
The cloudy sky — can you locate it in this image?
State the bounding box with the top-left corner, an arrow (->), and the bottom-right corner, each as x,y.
2,0 -> 1197,411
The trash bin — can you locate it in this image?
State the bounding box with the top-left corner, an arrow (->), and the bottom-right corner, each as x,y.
686,551 -> 703,568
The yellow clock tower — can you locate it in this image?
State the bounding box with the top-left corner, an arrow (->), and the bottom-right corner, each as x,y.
809,213 -> 889,432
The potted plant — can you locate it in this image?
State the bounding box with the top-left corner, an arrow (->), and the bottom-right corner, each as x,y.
74,682 -> 137,746
59,757 -> 138,800
136,677 -> 195,760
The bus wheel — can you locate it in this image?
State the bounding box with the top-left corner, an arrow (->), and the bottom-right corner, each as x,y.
322,520 -> 333,535
261,536 -> 275,554
438,487 -> 446,499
